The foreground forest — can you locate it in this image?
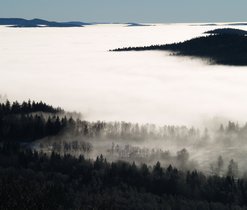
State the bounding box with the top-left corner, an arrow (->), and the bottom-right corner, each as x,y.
1,99 -> 247,209
1,145 -> 247,210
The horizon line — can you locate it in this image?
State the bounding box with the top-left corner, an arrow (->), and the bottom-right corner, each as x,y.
0,17 -> 246,25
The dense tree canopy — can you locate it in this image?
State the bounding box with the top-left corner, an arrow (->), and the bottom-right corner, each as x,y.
1,145 -> 247,210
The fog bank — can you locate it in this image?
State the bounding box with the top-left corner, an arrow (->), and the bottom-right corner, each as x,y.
0,24 -> 247,125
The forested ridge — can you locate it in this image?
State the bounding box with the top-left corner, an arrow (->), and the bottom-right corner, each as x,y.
111,29 -> 247,66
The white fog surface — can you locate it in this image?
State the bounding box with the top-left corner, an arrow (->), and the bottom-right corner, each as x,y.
0,23 -> 247,126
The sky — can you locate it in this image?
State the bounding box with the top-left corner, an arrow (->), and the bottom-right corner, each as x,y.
0,0 -> 247,23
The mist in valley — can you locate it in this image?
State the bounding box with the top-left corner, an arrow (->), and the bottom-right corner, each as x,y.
29,118 -> 247,178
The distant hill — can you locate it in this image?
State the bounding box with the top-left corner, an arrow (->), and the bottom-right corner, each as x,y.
226,23 -> 247,26
204,28 -> 247,36
65,21 -> 92,26
193,23 -> 247,26
125,22 -> 153,27
0,18 -> 91,27
111,29 -> 247,66
192,23 -> 218,26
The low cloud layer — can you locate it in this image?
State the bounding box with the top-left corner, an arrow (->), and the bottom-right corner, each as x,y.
0,24 -> 247,126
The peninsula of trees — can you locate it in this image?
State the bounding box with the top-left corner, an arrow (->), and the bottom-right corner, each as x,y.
111,28 -> 247,66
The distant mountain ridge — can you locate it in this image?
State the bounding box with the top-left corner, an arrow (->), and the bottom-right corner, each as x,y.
0,18 -> 92,27
0,18 -> 157,27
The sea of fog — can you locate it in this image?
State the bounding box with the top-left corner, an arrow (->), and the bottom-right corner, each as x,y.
0,23 -> 247,126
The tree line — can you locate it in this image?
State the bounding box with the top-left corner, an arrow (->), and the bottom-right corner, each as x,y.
0,100 -> 69,142
2,100 -> 246,145
0,100 -> 63,115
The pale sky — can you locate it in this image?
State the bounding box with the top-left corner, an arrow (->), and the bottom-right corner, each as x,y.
0,0 -> 247,23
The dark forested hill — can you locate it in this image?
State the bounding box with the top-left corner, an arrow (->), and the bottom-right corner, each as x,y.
204,28 -> 247,36
111,30 -> 247,66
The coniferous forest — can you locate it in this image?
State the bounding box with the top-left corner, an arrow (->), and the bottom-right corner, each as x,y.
1,99 -> 247,209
